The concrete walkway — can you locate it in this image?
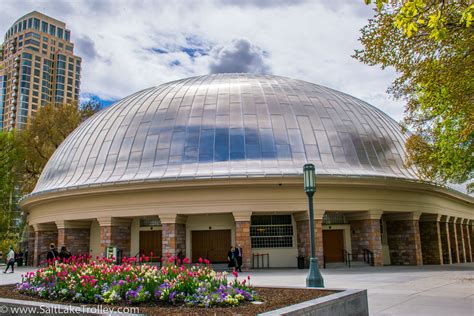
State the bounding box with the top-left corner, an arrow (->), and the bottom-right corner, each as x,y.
247,264 -> 474,315
0,264 -> 473,315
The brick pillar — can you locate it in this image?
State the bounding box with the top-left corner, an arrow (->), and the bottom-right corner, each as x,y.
456,219 -> 466,263
97,217 -> 132,258
314,218 -> 324,268
470,221 -> 474,260
448,218 -> 460,263
419,215 -> 443,265
56,221 -> 91,257
295,214 -> 310,268
27,226 -> 35,266
386,212 -> 423,265
233,211 -> 252,269
32,223 -> 58,266
348,210 -> 384,266
160,214 -> 186,258
462,220 -> 472,262
439,216 -> 452,264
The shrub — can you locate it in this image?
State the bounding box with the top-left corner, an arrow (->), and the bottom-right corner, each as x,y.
18,255 -> 257,307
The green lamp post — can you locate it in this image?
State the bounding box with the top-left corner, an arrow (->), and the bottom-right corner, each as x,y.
303,163 -> 325,288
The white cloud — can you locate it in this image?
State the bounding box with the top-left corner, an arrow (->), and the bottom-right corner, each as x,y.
0,0 -> 405,120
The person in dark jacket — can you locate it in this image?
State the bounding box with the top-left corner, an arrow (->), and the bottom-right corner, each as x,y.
227,246 -> 237,271
235,244 -> 243,272
59,246 -> 72,262
46,243 -> 59,263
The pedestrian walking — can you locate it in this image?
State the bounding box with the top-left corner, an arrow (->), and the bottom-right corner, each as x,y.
3,246 -> 15,273
227,246 -> 237,271
236,244 -> 243,272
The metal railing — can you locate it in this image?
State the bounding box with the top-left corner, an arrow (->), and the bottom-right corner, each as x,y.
363,248 -> 374,266
343,249 -> 352,268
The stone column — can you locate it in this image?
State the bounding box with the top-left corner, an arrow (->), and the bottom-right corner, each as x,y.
419,214 -> 443,265
439,216 -> 452,264
347,210 -> 384,266
314,214 -> 324,268
448,217 -> 459,263
97,217 -> 132,259
159,214 -> 186,258
32,223 -> 58,266
233,211 -> 252,269
456,218 -> 466,263
295,212 -> 311,268
385,212 -> 423,265
470,220 -> 474,261
56,220 -> 91,257
27,226 -> 36,266
462,219 -> 472,262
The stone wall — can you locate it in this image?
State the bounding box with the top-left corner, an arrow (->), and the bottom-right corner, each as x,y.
34,230 -> 58,266
100,225 -> 131,258
419,221 -> 443,264
456,223 -> 466,263
386,220 -> 422,265
349,219 -> 383,266
235,221 -> 251,269
27,227 -> 35,266
57,228 -> 91,257
439,221 -> 452,264
315,219 -> 324,268
462,224 -> 472,262
448,223 -> 459,263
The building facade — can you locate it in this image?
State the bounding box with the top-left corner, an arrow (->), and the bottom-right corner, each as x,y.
20,74 -> 473,268
0,11 -> 81,131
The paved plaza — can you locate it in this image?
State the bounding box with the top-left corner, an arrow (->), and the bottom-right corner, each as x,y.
0,264 -> 473,315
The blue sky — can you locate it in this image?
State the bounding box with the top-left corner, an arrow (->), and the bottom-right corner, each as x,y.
1,0 -> 405,121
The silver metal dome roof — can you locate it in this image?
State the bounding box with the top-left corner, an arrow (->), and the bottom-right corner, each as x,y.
33,74 -> 418,195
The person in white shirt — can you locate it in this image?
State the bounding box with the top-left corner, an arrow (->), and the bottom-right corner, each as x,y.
4,246 -> 15,273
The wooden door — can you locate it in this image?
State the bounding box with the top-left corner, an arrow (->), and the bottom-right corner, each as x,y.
323,230 -> 344,262
139,230 -> 162,261
192,230 -> 231,263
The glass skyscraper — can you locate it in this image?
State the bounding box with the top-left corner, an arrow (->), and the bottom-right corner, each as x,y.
0,11 -> 82,131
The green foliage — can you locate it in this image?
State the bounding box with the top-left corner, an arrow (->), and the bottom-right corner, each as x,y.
357,1 -> 473,190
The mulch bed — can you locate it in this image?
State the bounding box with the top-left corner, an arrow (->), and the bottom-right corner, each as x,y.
0,284 -> 336,315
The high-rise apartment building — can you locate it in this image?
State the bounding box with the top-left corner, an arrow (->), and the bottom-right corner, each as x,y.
0,11 -> 82,131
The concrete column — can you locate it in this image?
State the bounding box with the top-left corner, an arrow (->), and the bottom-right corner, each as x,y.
32,223 -> 58,266
462,219 -> 472,262
448,217 -> 460,263
56,220 -> 91,257
439,216 -> 452,264
419,214 -> 443,265
385,212 -> 423,265
97,217 -> 132,259
348,210 -> 384,266
295,212 -> 311,268
159,214 -> 186,258
233,211 -> 252,269
456,218 -> 466,263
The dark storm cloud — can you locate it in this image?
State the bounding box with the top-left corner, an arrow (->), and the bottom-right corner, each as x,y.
218,0 -> 307,8
209,39 -> 272,75
76,36 -> 99,60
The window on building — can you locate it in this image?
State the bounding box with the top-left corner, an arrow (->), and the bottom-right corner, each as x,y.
22,20 -> 27,30
33,18 -> 40,30
65,30 -> 70,41
28,18 -> 33,28
57,27 -> 63,39
250,215 -> 294,248
49,24 -> 56,36
41,21 -> 48,33
140,217 -> 161,227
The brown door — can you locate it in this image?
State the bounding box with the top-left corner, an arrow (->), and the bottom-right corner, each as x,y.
192,230 -> 231,263
139,230 -> 162,261
323,230 -> 344,262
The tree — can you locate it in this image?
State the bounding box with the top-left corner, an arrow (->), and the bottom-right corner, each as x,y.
80,99 -> 102,122
0,131 -> 24,240
356,1 -> 473,191
17,100 -> 102,194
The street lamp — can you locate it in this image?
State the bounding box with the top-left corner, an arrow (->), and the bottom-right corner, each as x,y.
303,163 -> 324,288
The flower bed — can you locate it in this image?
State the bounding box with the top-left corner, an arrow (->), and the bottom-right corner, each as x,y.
17,256 -> 257,307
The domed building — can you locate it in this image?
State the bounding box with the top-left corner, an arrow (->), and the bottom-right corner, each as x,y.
21,74 -> 473,268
